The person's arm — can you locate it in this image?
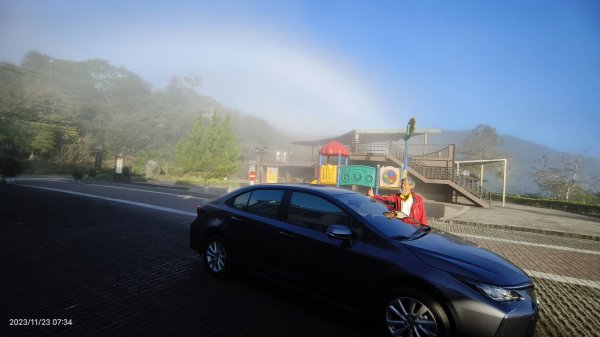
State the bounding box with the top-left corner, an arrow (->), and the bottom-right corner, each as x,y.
368,188 -> 397,203
412,197 -> 428,225
373,194 -> 396,203
419,206 -> 428,225
368,190 -> 398,211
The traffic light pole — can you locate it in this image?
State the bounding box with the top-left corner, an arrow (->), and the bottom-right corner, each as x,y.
402,140 -> 409,179
400,117 -> 416,180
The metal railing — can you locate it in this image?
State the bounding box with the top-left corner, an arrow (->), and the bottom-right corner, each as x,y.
281,140 -> 487,203
354,142 -> 453,159
353,142 -> 487,202
408,158 -> 490,200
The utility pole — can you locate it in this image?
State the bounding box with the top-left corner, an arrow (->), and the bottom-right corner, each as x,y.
254,146 -> 267,184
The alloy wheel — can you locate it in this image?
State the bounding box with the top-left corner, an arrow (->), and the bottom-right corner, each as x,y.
386,297 -> 438,337
205,240 -> 227,273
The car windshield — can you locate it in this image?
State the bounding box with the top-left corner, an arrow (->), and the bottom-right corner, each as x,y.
337,193 -> 425,240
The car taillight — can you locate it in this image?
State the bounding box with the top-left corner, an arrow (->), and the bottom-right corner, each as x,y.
196,205 -> 206,216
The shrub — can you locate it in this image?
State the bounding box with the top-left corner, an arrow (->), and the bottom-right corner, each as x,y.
72,169 -> 84,180
0,156 -> 24,178
491,194 -> 600,216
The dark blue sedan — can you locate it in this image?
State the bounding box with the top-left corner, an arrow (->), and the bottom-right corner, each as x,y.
190,184 -> 539,337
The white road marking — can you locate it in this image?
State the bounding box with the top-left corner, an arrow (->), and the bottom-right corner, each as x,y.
454,233 -> 600,288
524,270 -> 600,289
18,184 -> 197,217
83,182 -> 210,199
455,233 -> 600,255
30,179 -> 207,199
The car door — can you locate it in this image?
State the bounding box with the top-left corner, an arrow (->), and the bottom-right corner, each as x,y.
224,188 -> 287,275
274,190 -> 367,308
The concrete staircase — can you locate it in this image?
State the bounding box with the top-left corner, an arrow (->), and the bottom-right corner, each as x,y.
387,155 -> 490,208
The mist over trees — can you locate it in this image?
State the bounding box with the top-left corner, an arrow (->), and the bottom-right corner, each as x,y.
532,153 -> 599,201
427,127 -> 599,200
0,51 -> 291,178
2,51 -> 598,201
457,124 -> 511,185
459,124 -> 503,160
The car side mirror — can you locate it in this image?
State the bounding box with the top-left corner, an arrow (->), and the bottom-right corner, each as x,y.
327,225 -> 353,240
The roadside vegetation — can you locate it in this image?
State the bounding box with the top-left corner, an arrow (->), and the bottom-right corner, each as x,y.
490,193 -> 600,217
2,51 -> 598,211
0,51 -> 292,186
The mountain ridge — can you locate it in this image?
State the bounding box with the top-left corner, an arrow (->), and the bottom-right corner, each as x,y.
424,130 -> 599,195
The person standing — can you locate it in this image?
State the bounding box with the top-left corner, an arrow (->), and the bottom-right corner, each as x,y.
368,177 -> 428,225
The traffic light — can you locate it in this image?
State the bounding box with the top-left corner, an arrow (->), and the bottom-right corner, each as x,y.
406,117 -> 416,140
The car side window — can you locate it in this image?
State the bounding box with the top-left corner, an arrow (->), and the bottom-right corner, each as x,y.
233,189 -> 284,219
287,192 -> 351,232
233,191 -> 251,209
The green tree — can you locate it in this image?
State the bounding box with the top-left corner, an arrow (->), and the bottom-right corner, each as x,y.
31,128 -> 57,157
2,51 -> 291,177
56,133 -> 93,167
0,62 -> 34,157
176,114 -> 240,178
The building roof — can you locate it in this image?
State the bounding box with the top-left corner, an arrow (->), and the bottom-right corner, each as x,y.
291,128 -> 442,147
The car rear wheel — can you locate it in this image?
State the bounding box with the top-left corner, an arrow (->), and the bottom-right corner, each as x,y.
381,287 -> 451,337
203,235 -> 233,277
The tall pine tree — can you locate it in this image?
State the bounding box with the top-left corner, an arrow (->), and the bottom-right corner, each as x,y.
175,114 -> 240,178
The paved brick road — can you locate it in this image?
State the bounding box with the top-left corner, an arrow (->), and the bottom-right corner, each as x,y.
3,183 -> 599,337
0,185 -> 371,337
433,222 -> 600,337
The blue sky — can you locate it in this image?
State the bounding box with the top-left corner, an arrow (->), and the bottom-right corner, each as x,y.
1,0 -> 599,157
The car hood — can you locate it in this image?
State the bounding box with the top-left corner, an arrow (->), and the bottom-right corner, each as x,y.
403,231 -> 531,286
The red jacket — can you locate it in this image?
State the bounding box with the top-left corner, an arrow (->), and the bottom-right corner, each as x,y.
372,192 -> 428,225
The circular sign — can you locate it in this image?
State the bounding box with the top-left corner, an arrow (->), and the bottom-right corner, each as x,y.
381,168 -> 398,185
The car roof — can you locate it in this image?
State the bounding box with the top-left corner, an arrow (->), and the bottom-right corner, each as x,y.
239,183 -> 358,195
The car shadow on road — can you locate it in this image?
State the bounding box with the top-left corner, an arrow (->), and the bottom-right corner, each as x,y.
188,259 -> 373,337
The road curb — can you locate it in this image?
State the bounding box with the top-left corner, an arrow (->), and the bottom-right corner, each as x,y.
439,218 -> 600,241
129,182 -> 190,190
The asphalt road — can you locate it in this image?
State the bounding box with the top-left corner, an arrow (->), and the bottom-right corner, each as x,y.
0,183 -> 371,337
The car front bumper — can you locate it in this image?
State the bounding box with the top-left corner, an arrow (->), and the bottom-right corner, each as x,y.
442,279 -> 539,337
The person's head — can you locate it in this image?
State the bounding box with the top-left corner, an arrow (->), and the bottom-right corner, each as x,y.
401,177 -> 415,195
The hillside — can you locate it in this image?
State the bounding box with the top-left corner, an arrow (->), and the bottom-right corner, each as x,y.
2,52 -> 597,196
426,130 -> 600,195
0,52 -> 297,170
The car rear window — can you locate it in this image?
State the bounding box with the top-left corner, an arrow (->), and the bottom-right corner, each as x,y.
232,189 -> 284,219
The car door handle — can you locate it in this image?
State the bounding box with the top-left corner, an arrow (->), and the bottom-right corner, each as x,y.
278,230 -> 296,239
230,216 -> 242,222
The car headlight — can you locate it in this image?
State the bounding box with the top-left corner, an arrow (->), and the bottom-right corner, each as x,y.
455,276 -> 525,302
475,283 -> 523,302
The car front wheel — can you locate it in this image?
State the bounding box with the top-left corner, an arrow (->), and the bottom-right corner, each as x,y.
382,287 -> 452,337
203,235 -> 233,277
